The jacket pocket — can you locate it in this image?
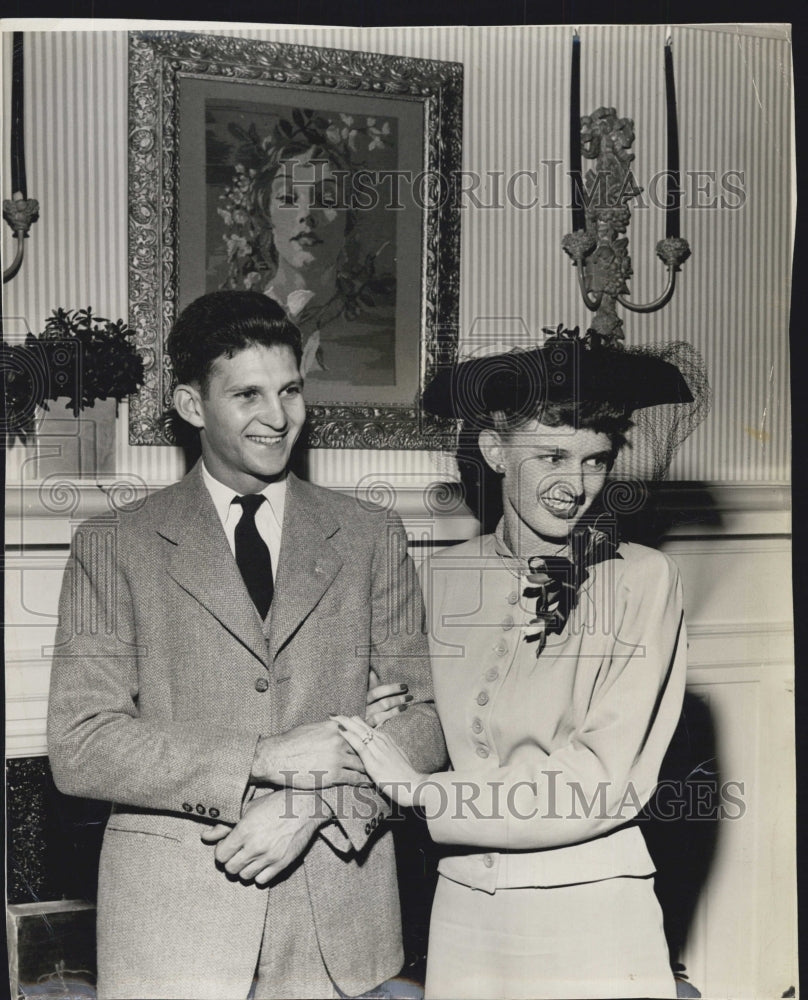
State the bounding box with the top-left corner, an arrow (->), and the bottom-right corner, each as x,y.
105,809 -> 186,843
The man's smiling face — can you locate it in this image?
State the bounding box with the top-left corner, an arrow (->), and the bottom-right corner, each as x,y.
190,343 -> 305,493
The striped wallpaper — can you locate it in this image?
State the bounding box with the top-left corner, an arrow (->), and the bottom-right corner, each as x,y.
4,24 -> 792,487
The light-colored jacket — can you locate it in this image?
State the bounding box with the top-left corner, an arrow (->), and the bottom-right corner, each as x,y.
417,533 -> 687,893
47,464 -> 445,998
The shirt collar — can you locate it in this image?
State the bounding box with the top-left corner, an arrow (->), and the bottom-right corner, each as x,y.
201,462 -> 287,529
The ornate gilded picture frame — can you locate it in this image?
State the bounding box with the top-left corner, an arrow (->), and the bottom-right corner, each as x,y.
128,31 -> 462,447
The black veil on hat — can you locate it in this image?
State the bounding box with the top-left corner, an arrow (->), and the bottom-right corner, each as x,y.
423,327 -> 694,425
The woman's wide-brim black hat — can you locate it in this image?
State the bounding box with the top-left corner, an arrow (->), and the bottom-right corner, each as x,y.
422,329 -> 694,422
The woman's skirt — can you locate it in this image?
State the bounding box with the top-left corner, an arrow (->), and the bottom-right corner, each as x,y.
425,874 -> 676,1000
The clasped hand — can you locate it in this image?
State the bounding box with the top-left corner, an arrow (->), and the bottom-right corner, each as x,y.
251,673 -> 414,789
332,715 -> 427,808
201,790 -> 324,885
211,679 -> 416,883
252,718 -> 367,788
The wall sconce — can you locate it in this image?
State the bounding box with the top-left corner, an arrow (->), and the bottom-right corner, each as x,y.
4,32 -> 39,284
562,31 -> 691,341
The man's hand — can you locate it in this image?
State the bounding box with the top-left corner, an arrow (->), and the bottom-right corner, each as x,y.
200,791 -> 327,885
250,719 -> 367,788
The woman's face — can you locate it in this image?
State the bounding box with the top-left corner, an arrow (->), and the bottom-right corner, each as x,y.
482,420 -> 615,545
267,148 -> 347,275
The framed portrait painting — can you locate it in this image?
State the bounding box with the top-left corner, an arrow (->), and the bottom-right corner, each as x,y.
128,31 -> 463,447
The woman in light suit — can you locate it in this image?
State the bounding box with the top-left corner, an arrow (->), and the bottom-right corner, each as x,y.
336,329 -> 694,1000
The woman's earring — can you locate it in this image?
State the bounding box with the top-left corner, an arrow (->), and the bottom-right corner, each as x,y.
496,464 -> 505,473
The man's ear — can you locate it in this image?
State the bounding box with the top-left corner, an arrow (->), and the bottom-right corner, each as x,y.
478,428 -> 505,473
173,383 -> 205,429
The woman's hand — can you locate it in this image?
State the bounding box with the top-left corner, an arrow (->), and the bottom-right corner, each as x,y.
332,714 -> 426,808
365,667 -> 413,727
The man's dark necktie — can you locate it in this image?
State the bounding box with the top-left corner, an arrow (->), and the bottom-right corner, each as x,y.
233,494 -> 274,619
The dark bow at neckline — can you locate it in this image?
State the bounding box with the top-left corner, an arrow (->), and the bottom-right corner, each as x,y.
519,525 -> 622,656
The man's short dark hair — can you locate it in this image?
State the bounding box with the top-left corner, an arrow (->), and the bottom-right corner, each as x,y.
167,290 -> 302,393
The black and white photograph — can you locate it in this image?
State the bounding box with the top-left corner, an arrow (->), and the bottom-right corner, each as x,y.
3,16 -> 797,1000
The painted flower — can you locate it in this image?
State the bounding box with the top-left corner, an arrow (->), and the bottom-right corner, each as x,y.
325,123 -> 342,146
368,119 -> 392,151
225,234 -> 250,259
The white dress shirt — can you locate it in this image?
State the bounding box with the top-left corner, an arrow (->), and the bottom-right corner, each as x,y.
201,462 -> 286,571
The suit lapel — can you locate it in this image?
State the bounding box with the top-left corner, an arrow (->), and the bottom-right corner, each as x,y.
159,464 -> 269,669
267,473 -> 343,661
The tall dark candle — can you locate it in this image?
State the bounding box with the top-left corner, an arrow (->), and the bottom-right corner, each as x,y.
570,32 -> 584,232
10,32 -> 27,200
664,39 -> 680,239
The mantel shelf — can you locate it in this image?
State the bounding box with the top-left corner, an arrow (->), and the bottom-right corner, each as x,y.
4,480 -> 791,547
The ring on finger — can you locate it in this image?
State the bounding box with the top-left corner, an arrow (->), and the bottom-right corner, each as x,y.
361,731 -> 375,745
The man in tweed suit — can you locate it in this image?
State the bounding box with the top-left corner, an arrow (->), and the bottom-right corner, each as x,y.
47,291 -> 445,1000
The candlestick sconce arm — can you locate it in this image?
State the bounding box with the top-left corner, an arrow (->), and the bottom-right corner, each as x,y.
3,198 -> 39,284
561,230 -> 602,310
615,237 -> 690,314
616,267 -> 677,314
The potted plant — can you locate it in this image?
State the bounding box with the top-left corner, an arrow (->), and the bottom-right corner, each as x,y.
3,308 -> 145,447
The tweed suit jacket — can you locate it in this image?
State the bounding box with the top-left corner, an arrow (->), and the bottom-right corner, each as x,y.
47,463 -> 446,999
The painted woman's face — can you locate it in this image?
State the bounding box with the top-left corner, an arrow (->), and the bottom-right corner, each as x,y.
268,148 -> 347,275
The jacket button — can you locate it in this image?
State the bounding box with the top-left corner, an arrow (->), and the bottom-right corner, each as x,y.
477,691 -> 489,706
209,807 -> 220,819
507,591 -> 519,605
485,667 -> 500,682
364,822 -> 372,835
501,616 -> 514,630
476,746 -> 490,758
195,804 -> 206,815
483,854 -> 495,868
494,642 -> 508,657
471,718 -> 483,734
255,677 -> 269,692
182,802 -> 193,813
